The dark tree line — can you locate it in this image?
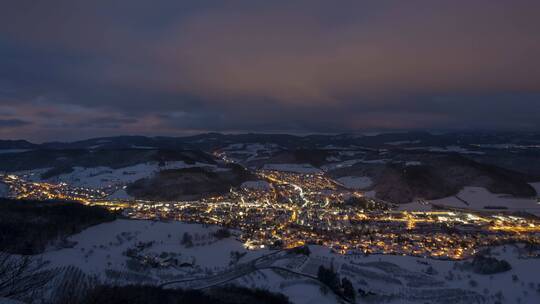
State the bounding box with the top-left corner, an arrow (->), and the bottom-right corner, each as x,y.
181,232 -> 194,247
317,265 -> 355,301
0,198 -> 115,302
81,285 -> 291,304
465,254 -> 512,275
289,245 -> 311,256
213,228 -> 231,239
0,198 -> 116,254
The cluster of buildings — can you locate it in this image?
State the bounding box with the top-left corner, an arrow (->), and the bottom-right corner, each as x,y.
3,170 -> 540,260
1,174 -> 108,201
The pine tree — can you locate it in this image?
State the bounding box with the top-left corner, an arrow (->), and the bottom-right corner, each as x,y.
342,277 -> 356,301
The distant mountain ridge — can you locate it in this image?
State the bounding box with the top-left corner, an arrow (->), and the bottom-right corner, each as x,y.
2,131 -> 540,151
0,139 -> 37,149
1,132 -> 540,203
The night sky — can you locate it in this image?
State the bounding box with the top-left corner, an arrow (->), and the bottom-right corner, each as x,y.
1,0 -> 540,141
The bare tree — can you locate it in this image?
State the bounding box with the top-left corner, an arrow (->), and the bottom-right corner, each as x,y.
50,266 -> 98,304
0,252 -> 55,300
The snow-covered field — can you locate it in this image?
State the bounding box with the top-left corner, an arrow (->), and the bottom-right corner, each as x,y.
40,219 -> 336,303
241,180 -> 272,190
336,176 -> 373,190
385,140 -> 421,146
475,143 -> 540,150
406,146 -> 485,155
221,143 -> 280,163
430,186 -> 540,216
531,182 -> 540,196
43,220 -> 261,275
310,245 -> 540,304
321,158 -> 389,171
0,149 -> 32,154
262,163 -> 322,174
321,159 -> 364,171
404,161 -> 422,166
37,219 -> 540,304
16,161 -> 217,189
398,185 -> 540,215
397,200 -> 433,212
40,219 -> 342,304
106,189 -> 132,199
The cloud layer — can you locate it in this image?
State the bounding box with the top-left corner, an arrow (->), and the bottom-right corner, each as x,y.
1,0 -> 539,141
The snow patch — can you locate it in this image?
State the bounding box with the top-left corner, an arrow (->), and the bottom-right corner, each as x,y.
43,219 -> 266,276
107,189 -> 132,200
241,180 -> 272,190
336,176 -> 373,190
43,161 -> 217,188
385,140 -> 421,145
430,187 -> 540,216
0,149 -> 31,154
404,161 -> 422,166
262,163 -> 322,174
407,146 -> 485,155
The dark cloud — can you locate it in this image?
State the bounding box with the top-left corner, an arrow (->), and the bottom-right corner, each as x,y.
0,119 -> 31,128
0,0 -> 539,141
74,117 -> 139,129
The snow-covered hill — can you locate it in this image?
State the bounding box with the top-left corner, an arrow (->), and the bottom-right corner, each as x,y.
40,219 -> 540,304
